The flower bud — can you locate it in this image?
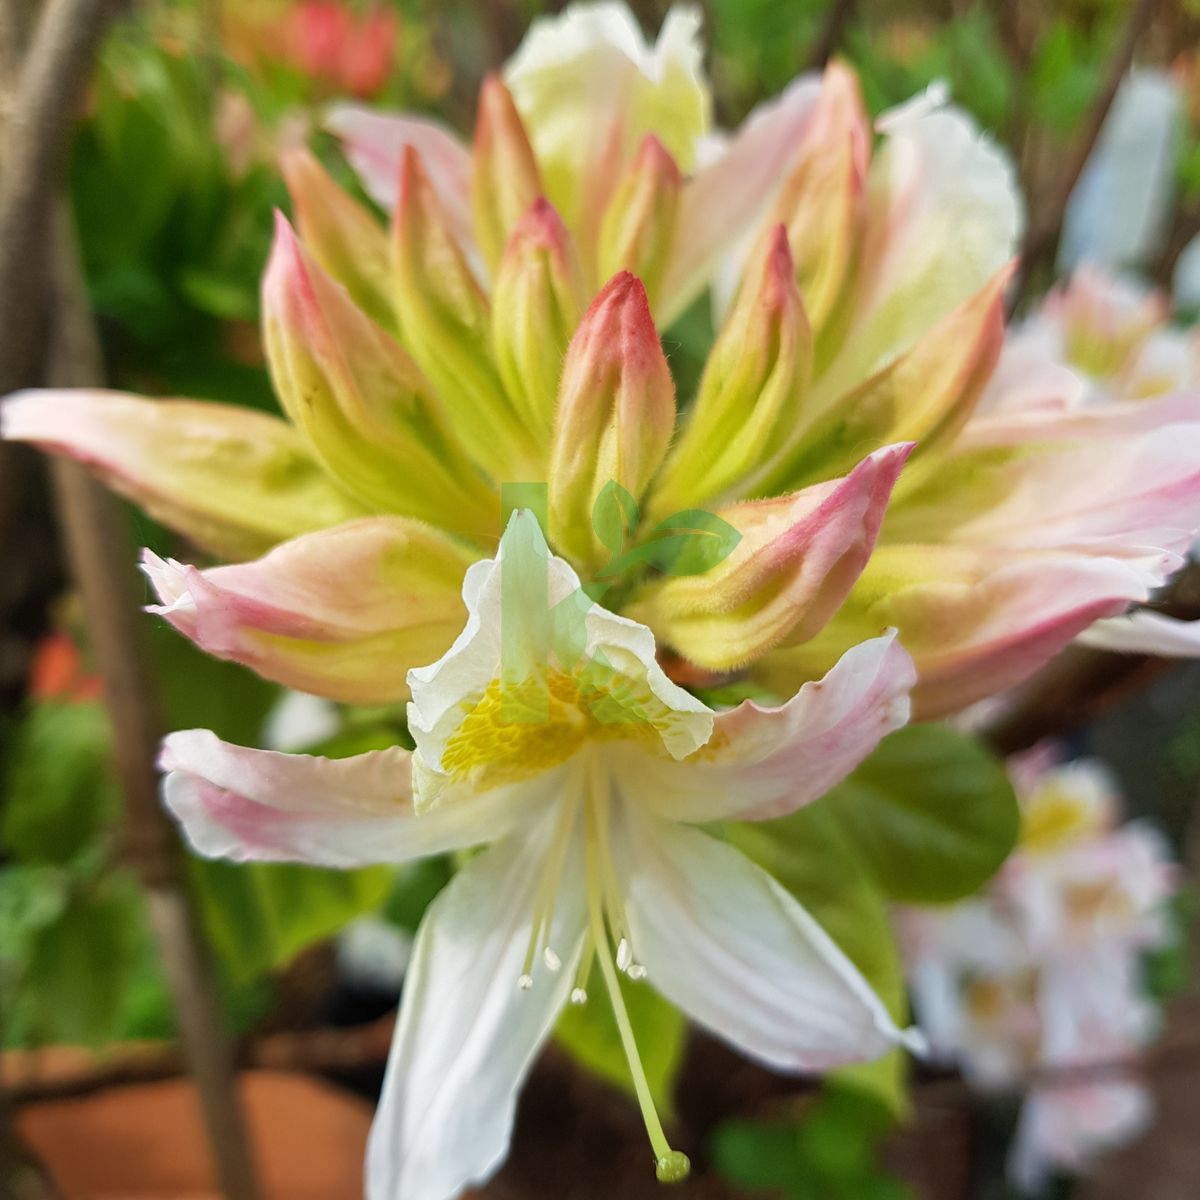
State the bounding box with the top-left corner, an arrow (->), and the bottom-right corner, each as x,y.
637,445 -> 910,670
392,146 -> 537,479
491,197 -> 587,438
653,226 -> 811,514
548,273 -> 675,565
766,60 -> 869,334
761,264 -> 1012,495
143,517 -> 473,705
597,135 -> 681,310
471,74 -> 545,272
264,211 -> 496,537
281,147 -> 394,330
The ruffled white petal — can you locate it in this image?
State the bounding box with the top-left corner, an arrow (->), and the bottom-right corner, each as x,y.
618,631 -> 914,824
503,1 -> 710,230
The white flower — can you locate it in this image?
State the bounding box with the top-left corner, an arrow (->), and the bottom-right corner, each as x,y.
161,512 -> 920,1200
897,746 -> 1176,1189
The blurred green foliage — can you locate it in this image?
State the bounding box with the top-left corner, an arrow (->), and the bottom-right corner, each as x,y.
712,1084 -> 912,1200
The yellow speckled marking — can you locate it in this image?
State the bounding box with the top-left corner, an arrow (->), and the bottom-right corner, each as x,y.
440,666 -> 669,788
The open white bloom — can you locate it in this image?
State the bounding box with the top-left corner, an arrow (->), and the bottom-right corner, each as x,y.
161,512 -> 920,1200
897,747 -> 1176,1191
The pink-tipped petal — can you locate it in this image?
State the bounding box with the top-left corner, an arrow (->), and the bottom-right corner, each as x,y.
1,388 -> 366,559
143,518 -> 472,705
620,631 -> 915,824
642,444 -> 913,670
325,104 -> 474,253
159,728 -> 523,867
659,74 -> 821,324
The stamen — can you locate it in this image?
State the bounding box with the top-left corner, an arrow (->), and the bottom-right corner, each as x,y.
572,935 -> 595,997
518,795 -> 578,987
616,938 -> 633,972
584,766 -> 689,1184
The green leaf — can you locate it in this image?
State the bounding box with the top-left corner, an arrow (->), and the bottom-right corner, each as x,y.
711,1086 -> 912,1200
555,971 -> 686,1116
710,1117 -> 804,1191
729,805 -> 909,1117
0,864 -> 70,966
5,871 -> 146,1048
824,724 -> 1019,904
191,856 -> 393,981
383,857 -> 453,933
1144,887 -> 1196,1003
1,702 -> 121,864
152,623 -> 279,745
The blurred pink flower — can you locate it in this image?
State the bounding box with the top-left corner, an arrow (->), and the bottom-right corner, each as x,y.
284,2 -> 398,99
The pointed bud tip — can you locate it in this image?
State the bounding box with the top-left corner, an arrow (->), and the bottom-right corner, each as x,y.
594,269 -> 649,309
764,224 -> 795,282
632,133 -> 682,185
508,195 -> 569,252
394,142 -> 425,209
265,209 -> 305,282
582,272 -> 660,355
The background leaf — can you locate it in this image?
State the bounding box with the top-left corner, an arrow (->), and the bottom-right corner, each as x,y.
191,857 -> 394,982
1,702 -> 120,863
555,971 -> 686,1116
824,724 -> 1019,905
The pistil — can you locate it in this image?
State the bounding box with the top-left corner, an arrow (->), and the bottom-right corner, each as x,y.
583,760 -> 690,1185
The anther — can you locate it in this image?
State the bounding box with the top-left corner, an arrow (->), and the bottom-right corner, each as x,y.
616,937 -> 632,972
543,947 -> 562,972
570,987 -> 588,1005
517,973 -> 533,991
627,963 -> 647,981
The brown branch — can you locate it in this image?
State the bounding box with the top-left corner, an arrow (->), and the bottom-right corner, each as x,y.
44,210 -> 266,1200
0,0 -> 122,393
0,1 -> 263,1197
981,647 -> 1170,758
807,0 -> 857,71
4,1014 -> 399,1104
0,1095 -> 65,1200
1009,0 -> 1160,312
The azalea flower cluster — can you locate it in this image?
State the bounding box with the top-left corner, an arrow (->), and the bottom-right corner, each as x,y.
984,264 -> 1200,659
898,747 -> 1176,1190
5,3 -> 1200,1197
